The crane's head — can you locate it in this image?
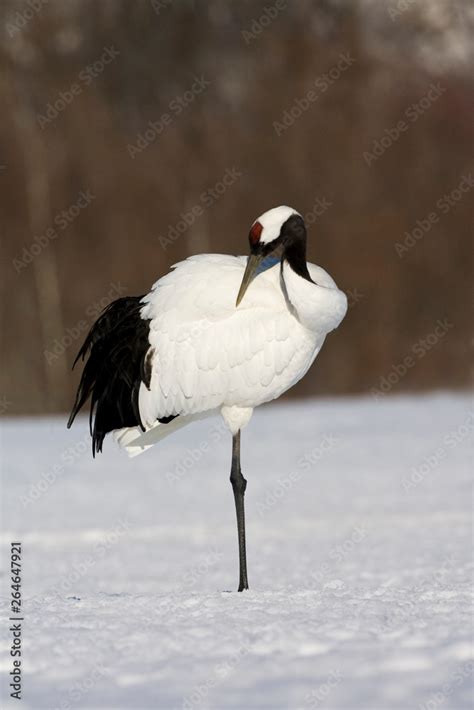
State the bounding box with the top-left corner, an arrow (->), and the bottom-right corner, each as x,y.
236,205 -> 307,306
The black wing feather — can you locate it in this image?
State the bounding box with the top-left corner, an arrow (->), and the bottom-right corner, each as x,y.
67,296 -> 152,455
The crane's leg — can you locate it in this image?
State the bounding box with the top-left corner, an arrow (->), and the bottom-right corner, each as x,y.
230,431 -> 249,592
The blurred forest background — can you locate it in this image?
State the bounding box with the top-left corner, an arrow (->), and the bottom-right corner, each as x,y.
0,0 -> 472,415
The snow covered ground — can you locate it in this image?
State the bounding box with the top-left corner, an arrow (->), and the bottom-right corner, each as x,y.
0,393 -> 473,710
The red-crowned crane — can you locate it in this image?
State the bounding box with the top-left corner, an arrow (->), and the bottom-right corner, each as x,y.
68,205 -> 347,591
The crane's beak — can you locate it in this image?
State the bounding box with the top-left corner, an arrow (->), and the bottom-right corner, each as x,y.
236,254 -> 263,307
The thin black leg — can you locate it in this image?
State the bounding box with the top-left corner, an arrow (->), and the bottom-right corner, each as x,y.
230,431 -> 249,592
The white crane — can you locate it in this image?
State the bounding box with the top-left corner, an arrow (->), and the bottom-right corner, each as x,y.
68,205 -> 347,591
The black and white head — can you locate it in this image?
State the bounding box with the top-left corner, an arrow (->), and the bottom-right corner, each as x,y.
236,205 -> 311,306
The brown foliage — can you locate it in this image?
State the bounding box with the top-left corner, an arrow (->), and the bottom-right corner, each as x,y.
0,0 -> 472,414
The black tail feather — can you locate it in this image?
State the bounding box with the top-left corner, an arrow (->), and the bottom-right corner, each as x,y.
68,296 -> 151,455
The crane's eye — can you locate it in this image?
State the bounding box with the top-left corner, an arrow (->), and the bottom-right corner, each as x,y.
249,221 -> 263,246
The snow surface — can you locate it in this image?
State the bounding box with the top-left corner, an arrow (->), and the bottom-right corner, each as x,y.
0,393 -> 473,710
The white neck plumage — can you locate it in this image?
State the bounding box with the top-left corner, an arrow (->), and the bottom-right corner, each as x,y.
280,260 -> 348,334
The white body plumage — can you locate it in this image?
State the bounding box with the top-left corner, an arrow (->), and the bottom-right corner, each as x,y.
117,251 -> 347,456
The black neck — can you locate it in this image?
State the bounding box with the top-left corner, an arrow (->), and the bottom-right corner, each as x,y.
284,239 -> 313,283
